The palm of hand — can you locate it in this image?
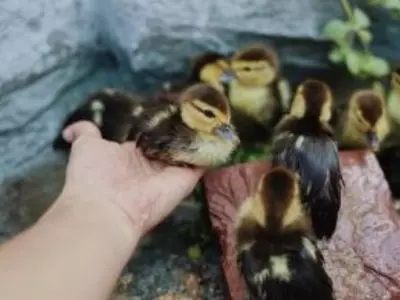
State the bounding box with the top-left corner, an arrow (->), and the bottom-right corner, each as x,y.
62,122 -> 203,235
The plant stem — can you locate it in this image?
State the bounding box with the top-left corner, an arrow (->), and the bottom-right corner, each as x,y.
340,0 -> 354,19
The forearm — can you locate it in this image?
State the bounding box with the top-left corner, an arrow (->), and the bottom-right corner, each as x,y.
0,191 -> 139,300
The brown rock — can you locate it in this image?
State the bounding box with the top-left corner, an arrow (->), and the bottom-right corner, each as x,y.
204,150 -> 400,300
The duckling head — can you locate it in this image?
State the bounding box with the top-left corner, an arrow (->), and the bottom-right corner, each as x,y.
190,52 -> 230,91
179,83 -> 240,144
290,79 -> 333,123
392,67 -> 400,94
224,44 -> 279,87
349,90 -> 384,151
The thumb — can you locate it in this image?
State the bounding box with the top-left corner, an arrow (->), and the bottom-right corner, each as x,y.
62,121 -> 102,143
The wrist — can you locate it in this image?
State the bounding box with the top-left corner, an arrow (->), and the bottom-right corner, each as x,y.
41,188 -> 141,260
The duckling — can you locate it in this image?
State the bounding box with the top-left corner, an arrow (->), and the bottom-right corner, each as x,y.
379,68 -> 400,149
393,67 -> 400,92
271,79 -> 343,240
334,89 -> 389,152
188,51 -> 231,92
55,83 -> 240,168
53,88 -> 141,151
376,69 -> 400,200
235,167 -> 334,300
163,51 -> 230,94
222,44 -> 292,145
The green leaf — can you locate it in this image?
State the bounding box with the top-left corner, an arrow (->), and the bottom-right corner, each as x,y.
345,51 -> 361,75
328,48 -> 344,63
358,30 -> 372,44
352,8 -> 371,29
323,20 -> 350,41
364,55 -> 390,77
188,244 -> 202,261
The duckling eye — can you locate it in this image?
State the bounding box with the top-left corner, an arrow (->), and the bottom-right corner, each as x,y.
203,109 -> 216,119
242,66 -> 251,72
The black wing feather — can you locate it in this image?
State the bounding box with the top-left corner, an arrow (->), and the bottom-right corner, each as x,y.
272,118 -> 343,239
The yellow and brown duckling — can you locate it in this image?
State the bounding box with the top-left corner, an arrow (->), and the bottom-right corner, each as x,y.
380,68 -> 400,149
235,167 -> 334,300
188,51 -> 231,92
54,83 -> 240,168
220,44 -> 292,145
376,69 -> 400,202
163,51 -> 230,94
272,79 -> 343,240
53,88 -> 141,150
334,89 -> 389,152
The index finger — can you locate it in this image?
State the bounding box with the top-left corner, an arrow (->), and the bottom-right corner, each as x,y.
62,121 -> 102,143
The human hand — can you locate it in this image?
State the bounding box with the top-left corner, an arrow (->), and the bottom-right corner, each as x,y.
58,121 -> 204,240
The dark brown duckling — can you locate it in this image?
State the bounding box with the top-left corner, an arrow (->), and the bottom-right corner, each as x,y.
53,88 -> 142,150
235,166 -> 334,300
272,79 -> 343,240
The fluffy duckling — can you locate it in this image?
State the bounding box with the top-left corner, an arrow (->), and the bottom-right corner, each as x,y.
376,69 -> 400,201
272,79 -> 343,240
53,88 -> 141,150
163,51 -> 230,93
235,167 -> 334,300
55,83 -> 240,168
334,89 -> 389,152
380,68 -> 400,149
130,83 -> 240,167
222,44 -> 291,145
188,51 -> 231,92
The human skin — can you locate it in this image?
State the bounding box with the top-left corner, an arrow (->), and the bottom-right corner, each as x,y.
0,121 -> 204,300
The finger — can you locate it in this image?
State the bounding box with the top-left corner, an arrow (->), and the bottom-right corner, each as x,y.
62,121 -> 101,143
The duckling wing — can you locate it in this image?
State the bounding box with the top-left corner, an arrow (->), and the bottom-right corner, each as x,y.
272,134 -> 342,239
237,249 -> 264,299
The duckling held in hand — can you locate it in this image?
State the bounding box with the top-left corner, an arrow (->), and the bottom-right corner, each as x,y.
128,83 -> 240,167
224,44 -> 292,145
53,88 -> 141,151
235,167 -> 334,300
335,89 -> 389,152
272,79 -> 343,240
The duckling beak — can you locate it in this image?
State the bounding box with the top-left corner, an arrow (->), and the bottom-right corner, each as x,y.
219,69 -> 235,83
366,130 -> 380,151
213,124 -> 240,144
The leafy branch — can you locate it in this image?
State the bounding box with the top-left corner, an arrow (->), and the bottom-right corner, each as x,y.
323,0 -> 390,78
369,0 -> 400,17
